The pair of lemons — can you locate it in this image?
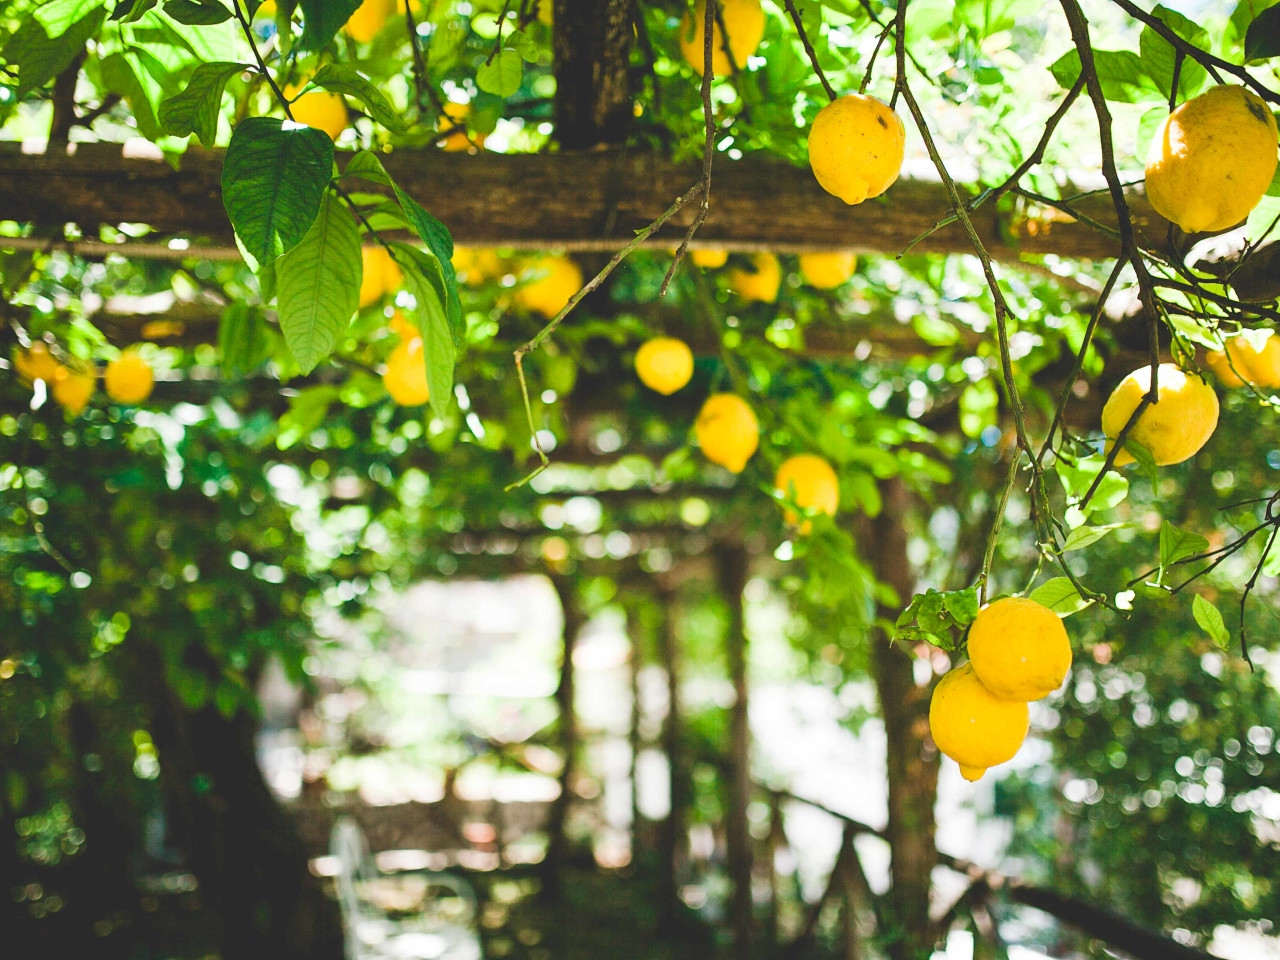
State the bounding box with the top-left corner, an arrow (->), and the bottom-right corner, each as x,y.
14,343 -> 154,415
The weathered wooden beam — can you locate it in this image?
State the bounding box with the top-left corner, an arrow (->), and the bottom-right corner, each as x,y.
0,143 -> 1160,259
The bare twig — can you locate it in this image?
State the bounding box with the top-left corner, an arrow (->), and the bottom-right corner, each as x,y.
782,0 -> 837,102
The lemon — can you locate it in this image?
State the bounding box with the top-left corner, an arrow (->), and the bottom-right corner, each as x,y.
439,101 -> 485,152
103,349 -> 154,405
966,597 -> 1072,702
383,336 -> 429,406
690,248 -> 728,269
799,251 -> 857,289
636,337 -> 695,395
678,0 -> 765,77
51,365 -> 95,416
727,253 -> 781,303
451,246 -> 503,285
343,0 -> 395,42
1145,85 -> 1279,234
1101,363 -> 1219,467
774,454 -> 839,530
929,663 -> 1030,782
808,94 -> 905,205
1205,331 -> 1280,390
516,255 -> 583,318
695,393 -> 758,473
359,246 -> 402,307
13,342 -> 62,384
285,85 -> 348,141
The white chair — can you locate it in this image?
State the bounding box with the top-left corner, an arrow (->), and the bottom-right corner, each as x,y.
330,816 -> 484,960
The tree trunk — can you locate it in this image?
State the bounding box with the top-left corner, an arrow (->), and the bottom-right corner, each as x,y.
554,0 -> 635,150
137,648 -> 343,960
717,540 -> 752,960
859,478 -> 940,960
545,574 -> 584,899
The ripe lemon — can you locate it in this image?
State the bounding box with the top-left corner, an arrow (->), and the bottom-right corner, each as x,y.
679,0 -> 765,77
256,0 -> 276,16
727,253 -> 781,303
451,246 -> 502,285
285,85 -> 348,141
103,349 -> 154,405
359,246 -> 403,307
690,248 -> 728,269
13,342 -> 62,384
1205,331 -> 1280,389
636,337 -> 694,395
929,663 -> 1030,782
343,0 -> 395,42
383,336 -> 429,406
799,251 -> 857,289
439,101 -> 485,152
1101,363 -> 1219,467
695,393 -> 758,473
774,454 -> 839,530
516,255 -> 583,318
966,597 -> 1072,702
1145,85 -> 1279,234
51,365 -> 95,416
808,94 -> 905,205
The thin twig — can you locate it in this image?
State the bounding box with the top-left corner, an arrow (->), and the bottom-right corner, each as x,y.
782,0 -> 837,102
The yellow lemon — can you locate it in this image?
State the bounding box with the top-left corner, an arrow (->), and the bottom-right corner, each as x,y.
1145,85 -> 1278,234
286,85 -> 349,141
13,342 -> 62,384
516,255 -> 583,318
808,94 -> 905,205
727,253 -> 781,303
359,246 -> 402,307
439,101 -> 485,152
690,248 -> 728,269
255,0 -> 276,17
799,251 -> 857,289
695,393 -> 758,473
678,0 -> 765,77
1101,363 -> 1219,467
383,336 -> 429,406
966,597 -> 1072,702
343,0 -> 395,42
635,337 -> 695,395
929,663 -> 1030,782
774,454 -> 839,530
451,246 -> 502,285
1205,331 -> 1280,390
103,349 -> 154,405
51,365 -> 95,416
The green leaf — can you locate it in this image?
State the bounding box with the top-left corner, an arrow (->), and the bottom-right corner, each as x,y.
476,48 -> 524,97
1139,6 -> 1209,100
2,2 -> 108,96
1062,523 -> 1125,552
310,63 -> 409,134
297,0 -> 363,51
98,52 -> 163,141
218,302 -> 275,378
893,586 -> 979,651
390,185 -> 462,336
390,243 -> 456,418
112,0 -> 160,22
1050,48 -> 1162,103
508,28 -> 539,63
959,378 -> 998,439
341,149 -> 395,186
222,117 -> 334,268
1027,578 -> 1092,616
159,61 -> 247,146
1159,519 -> 1209,570
275,191 -> 362,374
1192,594 -> 1231,648
164,0 -> 232,25
1245,3 -> 1280,61
912,313 -> 960,346
1057,454 -> 1129,524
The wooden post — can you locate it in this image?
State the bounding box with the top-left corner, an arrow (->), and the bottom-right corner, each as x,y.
656,585 -> 685,934
717,540 -> 753,960
545,574 -> 584,899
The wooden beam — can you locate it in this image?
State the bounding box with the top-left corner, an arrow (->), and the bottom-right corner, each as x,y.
0,143 -> 1160,259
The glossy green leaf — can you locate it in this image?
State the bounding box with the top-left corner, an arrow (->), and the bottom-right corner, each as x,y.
390,242 -> 455,418
476,48 -> 524,97
310,64 -> 409,134
1245,3 -> 1280,60
1139,5 -> 1209,100
275,191 -> 362,374
159,61 -> 247,146
297,0 -> 363,52
390,184 -> 461,337
2,2 -> 108,96
164,0 -> 233,25
222,117 -> 334,268
112,0 -> 160,22
1062,523 -> 1125,552
1192,594 -> 1231,648
1159,520 -> 1209,571
1050,49 -> 1162,103
1027,577 -> 1092,616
